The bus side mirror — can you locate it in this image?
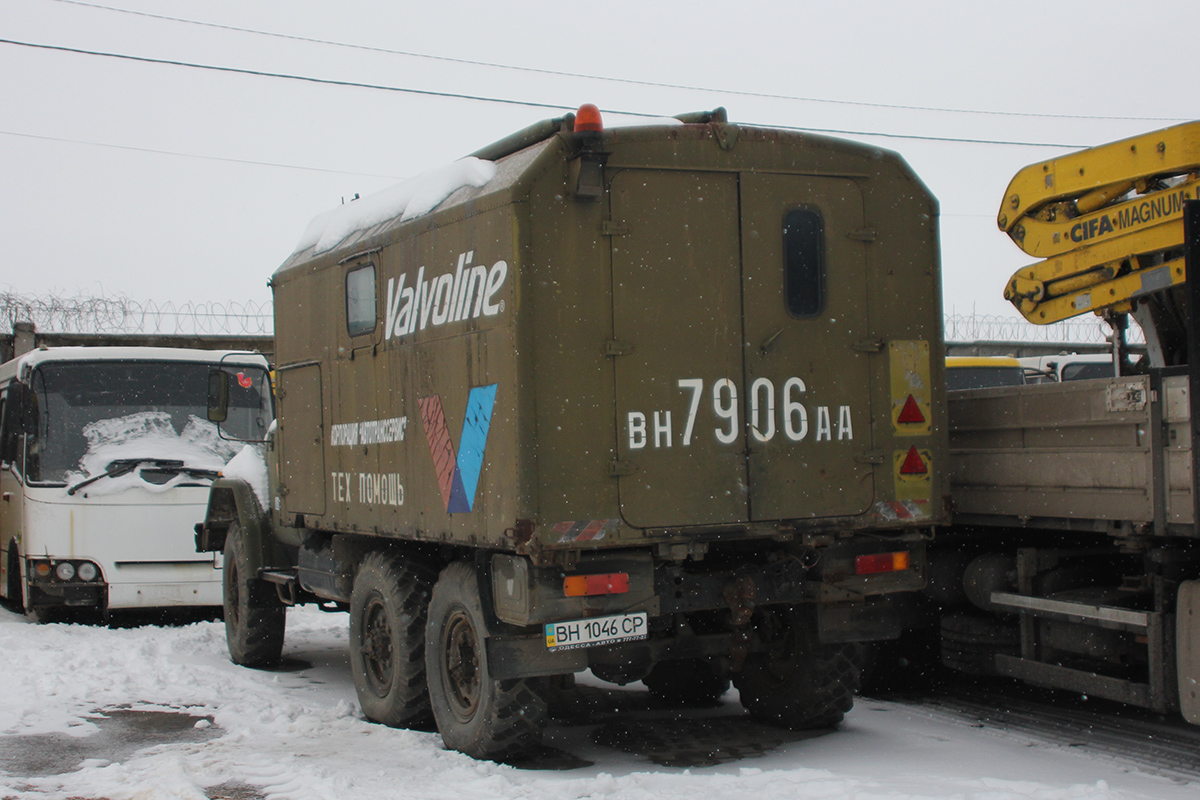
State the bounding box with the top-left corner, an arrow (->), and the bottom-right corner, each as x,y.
207,370 -> 229,423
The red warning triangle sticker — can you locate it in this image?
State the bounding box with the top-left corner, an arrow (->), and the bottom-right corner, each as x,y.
899,445 -> 928,475
897,395 -> 926,424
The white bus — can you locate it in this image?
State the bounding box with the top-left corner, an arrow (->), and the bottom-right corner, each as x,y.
0,347 -> 272,621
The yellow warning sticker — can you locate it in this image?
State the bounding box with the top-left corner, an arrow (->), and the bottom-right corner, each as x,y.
889,340 -> 932,435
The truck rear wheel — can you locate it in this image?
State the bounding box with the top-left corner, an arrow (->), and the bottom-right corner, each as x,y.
733,606 -> 861,730
223,521 -> 286,667
426,560 -> 548,761
349,551 -> 438,729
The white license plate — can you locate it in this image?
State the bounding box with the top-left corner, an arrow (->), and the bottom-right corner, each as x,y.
544,612 -> 648,651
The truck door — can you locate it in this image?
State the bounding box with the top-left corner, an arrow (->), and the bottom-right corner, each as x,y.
610,169 -> 748,528
275,362 -> 326,518
610,170 -> 875,530
740,173 -> 874,520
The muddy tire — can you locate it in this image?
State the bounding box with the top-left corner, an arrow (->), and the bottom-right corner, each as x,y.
644,659 -> 730,706
223,521 -> 286,667
349,550 -> 438,729
426,560 -> 548,761
733,606 -> 861,730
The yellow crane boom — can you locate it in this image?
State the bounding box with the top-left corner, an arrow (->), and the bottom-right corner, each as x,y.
999,121 -> 1200,325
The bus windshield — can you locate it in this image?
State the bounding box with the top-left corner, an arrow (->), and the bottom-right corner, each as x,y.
27,360 -> 272,485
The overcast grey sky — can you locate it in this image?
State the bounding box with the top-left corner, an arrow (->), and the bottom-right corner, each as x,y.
2,0 -> 1196,325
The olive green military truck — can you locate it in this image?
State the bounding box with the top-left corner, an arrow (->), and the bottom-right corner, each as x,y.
197,105 -> 946,760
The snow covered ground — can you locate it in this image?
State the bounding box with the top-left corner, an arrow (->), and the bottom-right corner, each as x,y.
0,603 -> 1195,800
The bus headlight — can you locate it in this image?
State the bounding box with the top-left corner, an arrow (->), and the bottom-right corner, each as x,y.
55,562 -> 76,581
76,562 -> 99,582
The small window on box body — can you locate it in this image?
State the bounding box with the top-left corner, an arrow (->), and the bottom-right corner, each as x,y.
346,264 -> 377,336
783,208 -> 825,318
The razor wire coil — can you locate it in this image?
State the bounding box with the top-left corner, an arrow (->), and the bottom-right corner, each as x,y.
1,292 -> 273,336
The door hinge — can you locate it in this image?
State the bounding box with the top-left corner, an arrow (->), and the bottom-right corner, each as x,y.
847,227 -> 877,242
604,340 -> 635,356
609,460 -> 639,477
852,339 -> 885,353
854,450 -> 885,465
602,220 -> 631,236
713,123 -> 740,151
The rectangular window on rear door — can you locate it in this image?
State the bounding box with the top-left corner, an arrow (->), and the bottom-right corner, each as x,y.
783,208 -> 825,318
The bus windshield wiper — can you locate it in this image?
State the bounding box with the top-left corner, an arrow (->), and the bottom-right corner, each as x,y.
66,458 -> 218,496
140,462 -> 222,483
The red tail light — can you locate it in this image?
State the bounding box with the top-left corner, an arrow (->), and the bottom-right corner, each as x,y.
855,551 -> 911,575
563,572 -> 629,597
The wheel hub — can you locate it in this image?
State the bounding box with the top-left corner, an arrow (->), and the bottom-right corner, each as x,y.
443,609 -> 481,717
361,597 -> 394,694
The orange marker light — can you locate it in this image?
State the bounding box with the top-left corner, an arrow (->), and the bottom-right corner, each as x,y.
575,103 -> 604,133
563,572 -> 629,597
855,551 -> 910,575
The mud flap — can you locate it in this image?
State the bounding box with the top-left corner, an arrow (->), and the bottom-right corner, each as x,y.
1178,580 -> 1200,723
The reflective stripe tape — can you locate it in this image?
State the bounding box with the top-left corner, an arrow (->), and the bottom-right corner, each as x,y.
553,519 -> 621,543
874,500 -> 929,521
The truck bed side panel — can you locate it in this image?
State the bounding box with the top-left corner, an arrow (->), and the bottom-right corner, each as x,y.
948,376 -> 1184,528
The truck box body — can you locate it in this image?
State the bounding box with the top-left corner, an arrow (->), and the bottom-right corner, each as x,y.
270,119 -> 947,554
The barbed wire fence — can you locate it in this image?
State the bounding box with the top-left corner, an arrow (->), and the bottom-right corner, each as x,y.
1,291 -> 1141,345
1,291 -> 273,336
943,313 -> 1142,345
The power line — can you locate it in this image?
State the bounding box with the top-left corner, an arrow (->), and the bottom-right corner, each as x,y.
774,123 -> 1081,149
55,0 -> 1189,125
0,37 -> 577,112
0,128 -> 403,178
0,37 -> 1087,149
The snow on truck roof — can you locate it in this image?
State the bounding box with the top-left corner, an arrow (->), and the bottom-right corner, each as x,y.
293,157 -> 499,257
285,113 -> 690,259
285,112 -> 734,262
281,111 -> 914,269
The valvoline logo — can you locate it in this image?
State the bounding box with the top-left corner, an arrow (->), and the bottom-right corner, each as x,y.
418,384 -> 497,513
